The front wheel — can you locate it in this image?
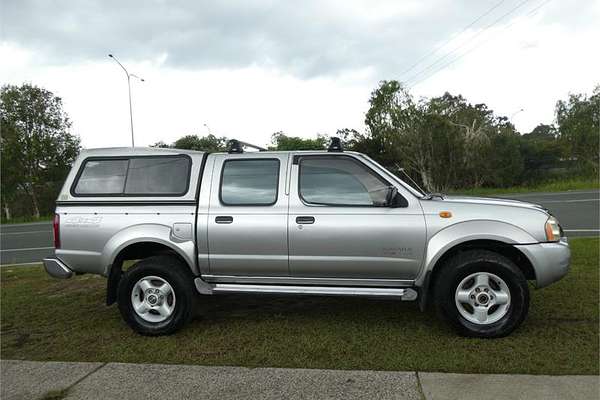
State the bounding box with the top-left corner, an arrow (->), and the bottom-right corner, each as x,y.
117,255 -> 196,335
434,250 -> 529,338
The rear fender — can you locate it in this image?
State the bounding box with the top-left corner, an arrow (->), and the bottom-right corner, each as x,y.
101,224 -> 197,276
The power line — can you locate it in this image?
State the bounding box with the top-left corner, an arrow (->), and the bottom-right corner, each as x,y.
407,0 -> 553,89
399,0 -> 507,78
403,0 -> 532,86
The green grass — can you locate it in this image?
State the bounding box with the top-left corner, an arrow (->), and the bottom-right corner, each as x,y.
449,178 -> 599,196
1,238 -> 598,375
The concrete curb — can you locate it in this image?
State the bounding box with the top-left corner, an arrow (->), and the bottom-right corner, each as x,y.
1,360 -> 598,400
419,372 -> 599,400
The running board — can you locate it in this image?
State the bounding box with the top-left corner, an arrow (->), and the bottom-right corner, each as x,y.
194,278 -> 417,301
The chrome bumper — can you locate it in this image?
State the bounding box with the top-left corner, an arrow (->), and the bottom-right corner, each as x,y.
515,239 -> 571,288
43,257 -> 73,279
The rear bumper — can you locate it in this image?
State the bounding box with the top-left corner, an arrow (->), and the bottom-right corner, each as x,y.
515,239 -> 571,288
43,257 -> 73,279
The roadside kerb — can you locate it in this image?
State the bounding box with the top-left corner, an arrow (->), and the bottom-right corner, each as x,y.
2,360 -> 598,400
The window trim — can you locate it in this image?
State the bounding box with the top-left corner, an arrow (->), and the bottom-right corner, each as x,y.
219,158 -> 281,207
297,154 -> 407,208
70,154 -> 192,197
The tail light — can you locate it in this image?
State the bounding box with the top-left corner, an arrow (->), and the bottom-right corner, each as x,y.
53,213 -> 61,249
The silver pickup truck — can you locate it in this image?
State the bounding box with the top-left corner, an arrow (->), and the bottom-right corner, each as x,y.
43,138 -> 570,337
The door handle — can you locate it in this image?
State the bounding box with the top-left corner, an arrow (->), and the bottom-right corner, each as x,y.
215,216 -> 233,224
296,216 -> 315,224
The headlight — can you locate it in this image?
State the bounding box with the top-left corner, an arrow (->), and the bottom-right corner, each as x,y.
545,216 -> 561,242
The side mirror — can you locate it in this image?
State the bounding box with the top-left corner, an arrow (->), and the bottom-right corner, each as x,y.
386,186 -> 407,208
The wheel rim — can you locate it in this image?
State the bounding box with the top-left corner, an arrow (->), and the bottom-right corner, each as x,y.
130,275 -> 176,323
455,272 -> 511,325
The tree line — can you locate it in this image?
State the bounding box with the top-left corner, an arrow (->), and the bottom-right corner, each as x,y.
1,81 -> 598,221
156,81 -> 599,192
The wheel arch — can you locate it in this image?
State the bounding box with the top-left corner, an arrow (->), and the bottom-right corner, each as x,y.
416,220 -> 538,311
105,238 -> 196,306
418,239 -> 535,311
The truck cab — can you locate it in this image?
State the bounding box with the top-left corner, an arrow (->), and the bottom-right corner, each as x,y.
44,138 -> 570,337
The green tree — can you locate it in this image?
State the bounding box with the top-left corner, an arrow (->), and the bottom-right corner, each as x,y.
1,84 -> 80,218
270,131 -> 328,150
520,124 -> 562,182
364,81 -> 415,175
555,86 -> 600,175
173,134 -> 228,152
359,81 -> 524,191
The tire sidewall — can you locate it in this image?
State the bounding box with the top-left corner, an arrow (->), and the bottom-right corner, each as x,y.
117,259 -> 193,335
437,253 -> 529,338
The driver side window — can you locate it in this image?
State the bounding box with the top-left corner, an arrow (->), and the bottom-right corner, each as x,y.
298,156 -> 392,206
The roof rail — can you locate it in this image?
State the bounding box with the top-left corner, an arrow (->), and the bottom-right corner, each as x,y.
328,137 -> 343,152
227,139 -> 267,154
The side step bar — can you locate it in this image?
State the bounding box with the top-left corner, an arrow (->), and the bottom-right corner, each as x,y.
194,278 -> 417,301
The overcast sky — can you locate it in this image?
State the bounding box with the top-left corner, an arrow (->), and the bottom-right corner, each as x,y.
1,0 -> 599,148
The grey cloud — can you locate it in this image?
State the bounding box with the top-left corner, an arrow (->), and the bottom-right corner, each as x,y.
2,0 -> 595,79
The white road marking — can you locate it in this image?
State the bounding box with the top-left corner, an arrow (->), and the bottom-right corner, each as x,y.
0,246 -> 54,252
507,190 -> 600,197
0,261 -> 43,267
541,199 -> 599,204
0,230 -> 52,236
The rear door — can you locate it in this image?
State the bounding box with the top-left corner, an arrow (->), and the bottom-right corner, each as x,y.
288,154 -> 426,281
206,153 -> 289,277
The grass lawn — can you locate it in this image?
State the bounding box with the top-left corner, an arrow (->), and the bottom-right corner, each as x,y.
1,238 -> 598,375
449,178 -> 599,196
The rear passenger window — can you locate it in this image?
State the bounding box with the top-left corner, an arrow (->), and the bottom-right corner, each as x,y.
74,159 -> 128,195
125,157 -> 190,195
73,156 -> 191,196
220,159 -> 279,206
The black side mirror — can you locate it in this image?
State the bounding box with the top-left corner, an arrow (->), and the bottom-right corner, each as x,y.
386,186 -> 398,207
386,186 -> 407,208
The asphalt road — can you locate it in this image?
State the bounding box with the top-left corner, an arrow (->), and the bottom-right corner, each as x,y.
0,221 -> 54,265
1,190 -> 598,265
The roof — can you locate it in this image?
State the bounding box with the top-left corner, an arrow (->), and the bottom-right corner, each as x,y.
80,147 -> 206,156
79,147 -> 361,157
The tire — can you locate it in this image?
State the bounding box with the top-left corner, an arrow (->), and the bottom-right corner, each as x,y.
433,249 -> 529,338
117,255 -> 196,336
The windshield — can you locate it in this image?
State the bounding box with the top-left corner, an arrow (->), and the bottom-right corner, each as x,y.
357,154 -> 426,197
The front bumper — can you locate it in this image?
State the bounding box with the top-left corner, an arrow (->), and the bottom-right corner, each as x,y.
43,257 -> 73,279
515,239 -> 571,288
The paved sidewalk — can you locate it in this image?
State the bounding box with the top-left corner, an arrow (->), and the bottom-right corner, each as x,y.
1,360 -> 598,400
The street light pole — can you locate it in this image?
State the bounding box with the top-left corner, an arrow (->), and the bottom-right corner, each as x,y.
108,54 -> 144,148
510,108 -> 524,122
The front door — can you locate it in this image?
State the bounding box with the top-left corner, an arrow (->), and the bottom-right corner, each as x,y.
288,154 -> 426,281
207,153 -> 289,277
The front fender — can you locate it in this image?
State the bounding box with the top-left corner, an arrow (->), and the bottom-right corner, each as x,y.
101,223 -> 197,276
414,219 -> 538,286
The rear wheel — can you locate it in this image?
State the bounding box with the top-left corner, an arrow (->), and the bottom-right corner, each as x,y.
117,255 -> 196,335
434,250 -> 529,338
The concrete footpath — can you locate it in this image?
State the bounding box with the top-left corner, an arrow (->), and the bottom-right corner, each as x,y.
1,360 -> 598,400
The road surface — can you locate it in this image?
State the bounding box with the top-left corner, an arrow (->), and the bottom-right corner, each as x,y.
1,190 -> 598,265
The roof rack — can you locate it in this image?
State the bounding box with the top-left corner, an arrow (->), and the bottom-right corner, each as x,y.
328,137 -> 343,152
227,139 -> 267,154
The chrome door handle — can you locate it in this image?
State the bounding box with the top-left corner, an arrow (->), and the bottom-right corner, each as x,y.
215,216 -> 233,224
296,216 -> 315,224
